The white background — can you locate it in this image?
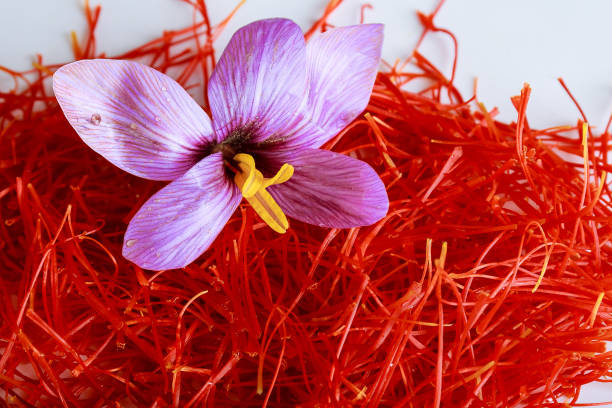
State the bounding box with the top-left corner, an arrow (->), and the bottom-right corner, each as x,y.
1,0 -> 611,404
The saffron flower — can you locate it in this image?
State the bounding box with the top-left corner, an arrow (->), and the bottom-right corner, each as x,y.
53,19 -> 388,270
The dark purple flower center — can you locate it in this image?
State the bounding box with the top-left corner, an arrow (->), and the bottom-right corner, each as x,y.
208,124 -> 259,162
205,123 -> 281,177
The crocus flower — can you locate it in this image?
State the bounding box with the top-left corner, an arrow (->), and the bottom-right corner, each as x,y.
53,18 -> 389,270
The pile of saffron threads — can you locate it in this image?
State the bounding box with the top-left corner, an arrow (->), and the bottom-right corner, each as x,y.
1,1 -> 612,407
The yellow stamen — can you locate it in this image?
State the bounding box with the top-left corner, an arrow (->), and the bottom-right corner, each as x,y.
233,154 -> 263,198
233,153 -> 293,233
263,163 -> 294,188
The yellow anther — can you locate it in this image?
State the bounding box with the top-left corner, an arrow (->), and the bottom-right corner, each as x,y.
233,153 -> 263,198
233,153 -> 293,233
263,163 -> 294,188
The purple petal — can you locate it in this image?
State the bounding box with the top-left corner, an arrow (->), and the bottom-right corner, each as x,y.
280,24 -> 383,151
53,59 -> 213,181
122,153 -> 240,270
267,149 -> 388,228
208,19 -> 308,144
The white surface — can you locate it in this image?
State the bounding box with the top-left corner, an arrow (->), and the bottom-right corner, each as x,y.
3,1 -> 612,131
1,0 -> 611,404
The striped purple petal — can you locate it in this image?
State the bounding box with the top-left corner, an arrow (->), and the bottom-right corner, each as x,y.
122,153 -> 240,270
53,59 -> 213,181
208,19 -> 308,144
279,24 -> 383,151
267,149 -> 388,228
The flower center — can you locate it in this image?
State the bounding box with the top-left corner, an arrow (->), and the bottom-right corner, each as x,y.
233,153 -> 293,233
